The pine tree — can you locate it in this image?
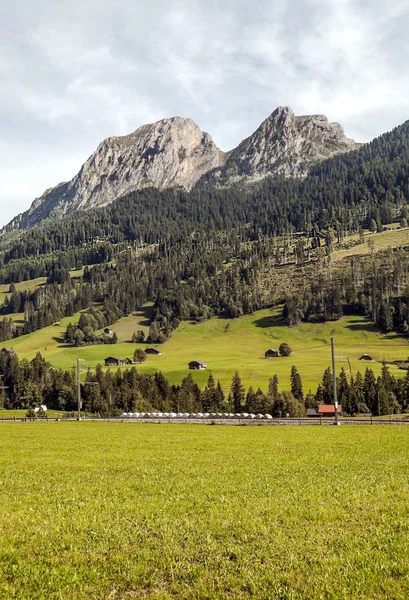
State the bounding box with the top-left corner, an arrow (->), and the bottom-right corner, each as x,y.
202,373 -> 216,411
363,368 -> 377,414
230,371 -> 245,413
338,368 -> 350,413
268,374 -> 279,402
290,366 -> 303,401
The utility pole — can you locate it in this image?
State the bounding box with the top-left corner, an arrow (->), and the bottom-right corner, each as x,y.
0,374 -> 8,411
331,338 -> 339,426
77,358 -> 84,420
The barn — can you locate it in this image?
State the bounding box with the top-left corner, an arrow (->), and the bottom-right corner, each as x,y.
359,354 -> 372,361
265,348 -> 278,358
104,356 -> 124,366
145,347 -> 162,355
188,360 -> 207,370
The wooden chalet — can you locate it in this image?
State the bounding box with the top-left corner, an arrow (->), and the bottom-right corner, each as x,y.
188,360 -> 207,370
145,347 -> 162,355
265,348 -> 278,358
104,356 -> 124,367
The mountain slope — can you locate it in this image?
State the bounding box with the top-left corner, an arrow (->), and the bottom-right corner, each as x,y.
6,117 -> 226,230
2,107 -> 360,232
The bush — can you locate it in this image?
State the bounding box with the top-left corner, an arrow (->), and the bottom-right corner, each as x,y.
279,342 -> 292,356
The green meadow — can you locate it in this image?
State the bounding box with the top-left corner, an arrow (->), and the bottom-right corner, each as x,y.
7,304 -> 409,392
0,423 -> 408,599
0,268 -> 85,307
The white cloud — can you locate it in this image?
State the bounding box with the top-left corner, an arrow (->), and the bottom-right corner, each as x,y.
0,0 -> 408,225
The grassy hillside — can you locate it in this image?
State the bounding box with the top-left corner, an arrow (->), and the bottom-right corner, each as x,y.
0,423 -> 408,599
8,305 -> 409,392
0,267 -> 85,307
333,225 -> 409,262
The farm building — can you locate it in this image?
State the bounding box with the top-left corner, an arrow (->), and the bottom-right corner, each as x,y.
145,347 -> 162,355
359,354 -> 372,361
307,405 -> 343,417
104,356 -> 124,366
265,348 -> 278,358
1,347 -> 17,357
188,360 -> 207,370
104,328 -> 113,335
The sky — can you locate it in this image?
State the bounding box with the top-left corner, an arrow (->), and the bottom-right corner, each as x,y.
1,0 -> 409,226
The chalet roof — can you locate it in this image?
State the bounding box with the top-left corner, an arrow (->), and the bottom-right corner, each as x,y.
105,356 -> 120,361
317,404 -> 342,414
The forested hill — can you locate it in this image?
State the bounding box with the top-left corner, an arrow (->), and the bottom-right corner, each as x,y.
0,118 -> 409,347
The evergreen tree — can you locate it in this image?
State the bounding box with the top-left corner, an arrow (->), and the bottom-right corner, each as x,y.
230,371 -> 245,413
290,366 -> 303,401
268,374 -> 279,403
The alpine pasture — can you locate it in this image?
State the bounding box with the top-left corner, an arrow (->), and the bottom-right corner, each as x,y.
7,304 -> 409,392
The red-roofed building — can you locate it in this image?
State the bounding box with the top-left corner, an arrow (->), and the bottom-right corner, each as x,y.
317,404 -> 342,416
307,405 -> 343,418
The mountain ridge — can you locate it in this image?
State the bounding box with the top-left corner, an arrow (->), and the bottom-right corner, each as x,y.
2,107 -> 360,233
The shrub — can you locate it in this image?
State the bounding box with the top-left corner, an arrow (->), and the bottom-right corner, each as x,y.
279,342 -> 292,356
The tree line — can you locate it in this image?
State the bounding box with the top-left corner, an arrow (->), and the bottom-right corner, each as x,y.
0,349 -> 407,418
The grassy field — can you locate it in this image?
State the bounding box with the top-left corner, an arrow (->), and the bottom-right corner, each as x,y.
100,304 -> 154,342
0,276 -> 47,303
0,422 -> 408,599
7,305 -> 409,392
0,267 -> 85,307
333,226 -> 409,262
0,409 -> 63,419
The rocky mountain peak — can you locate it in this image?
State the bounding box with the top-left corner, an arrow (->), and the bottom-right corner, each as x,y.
8,116 -> 227,230
219,106 -> 360,182
2,107 -> 361,232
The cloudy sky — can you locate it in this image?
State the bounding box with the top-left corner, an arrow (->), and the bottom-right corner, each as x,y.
1,0 -> 409,225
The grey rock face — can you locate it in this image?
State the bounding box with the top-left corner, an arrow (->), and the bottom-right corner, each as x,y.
3,108 -> 360,231
217,106 -> 361,183
11,117 -> 226,229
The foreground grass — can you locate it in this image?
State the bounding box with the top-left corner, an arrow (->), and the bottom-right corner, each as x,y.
0,423 -> 408,599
